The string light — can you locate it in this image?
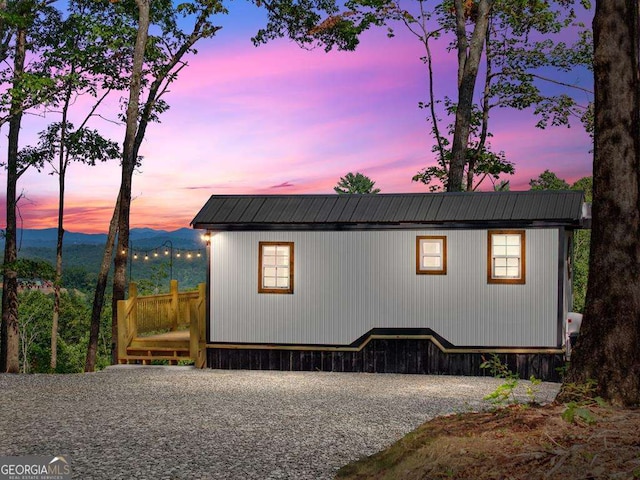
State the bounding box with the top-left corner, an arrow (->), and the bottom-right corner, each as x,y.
127,241 -> 205,265
129,249 -> 205,259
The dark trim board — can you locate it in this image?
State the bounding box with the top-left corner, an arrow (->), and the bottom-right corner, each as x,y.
206,330 -> 565,382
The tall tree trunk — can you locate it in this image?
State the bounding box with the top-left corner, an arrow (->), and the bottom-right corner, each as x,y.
467,14 -> 493,192
51,113 -> 70,372
85,193 -> 120,371
1,25 -> 26,374
558,0 -> 640,406
447,0 -> 493,192
110,0 -> 150,364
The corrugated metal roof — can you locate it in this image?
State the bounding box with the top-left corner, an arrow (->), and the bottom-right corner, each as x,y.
191,191 -> 586,230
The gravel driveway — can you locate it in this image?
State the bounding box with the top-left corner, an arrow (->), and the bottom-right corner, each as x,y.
0,367 -> 560,479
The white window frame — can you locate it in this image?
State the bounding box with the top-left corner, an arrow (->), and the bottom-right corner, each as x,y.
416,236 -> 447,275
488,230 -> 525,284
258,242 -> 294,294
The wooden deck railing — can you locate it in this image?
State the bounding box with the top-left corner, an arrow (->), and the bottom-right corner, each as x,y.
117,280 -> 206,367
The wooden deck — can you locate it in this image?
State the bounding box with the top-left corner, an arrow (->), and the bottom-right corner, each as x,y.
117,281 -> 206,367
126,331 -> 192,365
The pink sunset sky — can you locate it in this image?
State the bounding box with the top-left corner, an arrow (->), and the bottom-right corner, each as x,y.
1,3 -> 594,234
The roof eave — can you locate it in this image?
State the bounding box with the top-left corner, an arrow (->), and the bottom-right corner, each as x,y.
192,218 -> 584,232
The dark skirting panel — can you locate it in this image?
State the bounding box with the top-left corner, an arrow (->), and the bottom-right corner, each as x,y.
206,338 -> 565,382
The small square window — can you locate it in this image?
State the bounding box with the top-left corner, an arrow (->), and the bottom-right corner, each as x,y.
259,242 -> 294,294
416,236 -> 447,275
488,230 -> 525,284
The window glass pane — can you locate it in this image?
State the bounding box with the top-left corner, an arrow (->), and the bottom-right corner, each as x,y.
506,235 -> 520,246
507,258 -> 519,267
506,267 -> 520,277
494,258 -> 507,268
263,246 -> 276,255
276,277 -> 289,287
263,255 -> 276,265
506,245 -> 520,256
276,246 -> 289,256
277,267 -> 289,278
264,267 -> 276,277
493,245 -> 507,256
263,277 -> 276,287
493,235 -> 506,246
495,267 -> 507,277
423,257 -> 441,268
423,240 -> 441,255
276,255 -> 289,266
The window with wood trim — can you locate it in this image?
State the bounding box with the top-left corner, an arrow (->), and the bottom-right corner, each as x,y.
416,236 -> 447,275
258,242 -> 294,294
488,230 -> 525,284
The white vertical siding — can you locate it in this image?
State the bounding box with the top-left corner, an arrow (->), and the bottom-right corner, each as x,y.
210,229 -> 559,347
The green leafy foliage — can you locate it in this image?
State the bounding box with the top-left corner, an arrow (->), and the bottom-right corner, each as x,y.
334,172 -> 381,194
480,354 -> 540,406
528,171 -> 591,312
560,379 -> 606,425
529,169 -> 570,190
2,258 -> 55,280
413,102 -> 515,191
36,122 -> 121,169
561,401 -> 597,424
16,289 -> 111,373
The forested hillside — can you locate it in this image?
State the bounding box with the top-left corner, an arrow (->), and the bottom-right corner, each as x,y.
2,228 -> 207,293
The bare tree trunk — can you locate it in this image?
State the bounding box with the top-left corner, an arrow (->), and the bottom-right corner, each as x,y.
110,0 -> 151,364
558,0 -> 640,406
51,110 -> 70,372
447,0 -> 493,192
468,15 -> 493,192
1,25 -> 26,373
85,194 -> 120,372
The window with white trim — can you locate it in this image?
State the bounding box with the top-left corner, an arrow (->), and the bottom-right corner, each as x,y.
488,230 -> 525,284
258,242 -> 294,293
416,236 -> 447,275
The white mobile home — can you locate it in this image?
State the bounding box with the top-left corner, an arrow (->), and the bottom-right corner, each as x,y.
191,191 -> 587,380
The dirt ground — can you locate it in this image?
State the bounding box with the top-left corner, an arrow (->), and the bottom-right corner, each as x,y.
336,402 -> 640,479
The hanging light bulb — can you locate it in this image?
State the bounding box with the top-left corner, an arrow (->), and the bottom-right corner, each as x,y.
133,253 -> 138,259
154,251 -> 158,257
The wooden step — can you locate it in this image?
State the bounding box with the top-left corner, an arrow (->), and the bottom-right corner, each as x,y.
120,356 -> 194,365
129,338 -> 190,350
127,347 -> 190,357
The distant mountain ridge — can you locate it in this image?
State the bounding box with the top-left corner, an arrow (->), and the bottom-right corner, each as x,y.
4,227 -> 203,250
